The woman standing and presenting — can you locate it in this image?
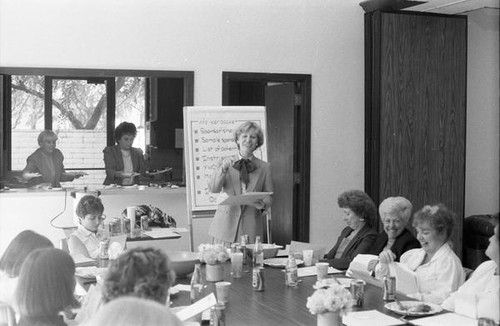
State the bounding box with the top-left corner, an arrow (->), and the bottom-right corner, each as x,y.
103,122 -> 147,185
208,121 -> 273,244
22,130 -> 86,187
324,190 -> 378,270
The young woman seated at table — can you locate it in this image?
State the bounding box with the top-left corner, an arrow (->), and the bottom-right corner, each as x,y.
82,296 -> 183,326
324,190 -> 378,270
15,248 -> 79,326
442,213 -> 499,324
0,231 -> 53,308
366,197 -> 420,272
103,122 -> 147,186
68,195 -> 105,259
375,204 -> 465,304
75,247 -> 177,324
22,130 -> 86,187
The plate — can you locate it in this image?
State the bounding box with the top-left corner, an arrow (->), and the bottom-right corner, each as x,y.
264,258 -> 304,268
384,301 -> 442,316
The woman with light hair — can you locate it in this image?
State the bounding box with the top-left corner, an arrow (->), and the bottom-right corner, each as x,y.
375,204 -> 465,304
368,196 -> 420,263
82,296 -> 183,326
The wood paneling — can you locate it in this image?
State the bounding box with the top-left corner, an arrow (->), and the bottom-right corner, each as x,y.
366,11 -> 467,256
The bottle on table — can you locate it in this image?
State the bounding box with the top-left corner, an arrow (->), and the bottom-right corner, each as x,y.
252,236 -> 264,268
190,263 -> 205,303
285,250 -> 298,287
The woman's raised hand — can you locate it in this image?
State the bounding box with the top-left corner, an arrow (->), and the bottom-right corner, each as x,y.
220,157 -> 235,172
379,249 -> 396,264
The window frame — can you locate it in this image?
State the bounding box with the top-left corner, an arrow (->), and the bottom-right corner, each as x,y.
0,67 -> 194,179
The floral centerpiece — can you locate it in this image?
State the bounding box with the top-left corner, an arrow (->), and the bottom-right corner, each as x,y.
306,278 -> 353,326
198,244 -> 230,282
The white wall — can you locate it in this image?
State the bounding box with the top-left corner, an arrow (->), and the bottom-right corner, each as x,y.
465,8 -> 500,216
0,1 -> 497,251
0,0 -> 366,248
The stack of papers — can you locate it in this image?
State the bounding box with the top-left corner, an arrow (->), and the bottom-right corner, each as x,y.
411,313 -> 477,326
343,310 -> 401,326
297,266 -> 342,277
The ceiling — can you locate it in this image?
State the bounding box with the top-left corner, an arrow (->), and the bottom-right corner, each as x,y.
402,0 -> 499,14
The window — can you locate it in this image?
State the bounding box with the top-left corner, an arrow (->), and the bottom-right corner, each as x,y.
1,68 -> 194,187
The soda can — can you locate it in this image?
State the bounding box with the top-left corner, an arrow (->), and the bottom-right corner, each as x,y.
140,215 -> 149,232
350,279 -> 365,307
98,239 -> 109,260
110,217 -> 122,235
383,276 -> 396,301
210,302 -> 226,326
252,267 -> 265,291
477,318 -> 496,326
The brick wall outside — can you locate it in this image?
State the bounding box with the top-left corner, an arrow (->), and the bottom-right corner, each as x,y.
12,130 -> 107,187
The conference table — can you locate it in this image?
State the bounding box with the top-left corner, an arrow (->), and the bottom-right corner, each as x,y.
171,262 -> 415,326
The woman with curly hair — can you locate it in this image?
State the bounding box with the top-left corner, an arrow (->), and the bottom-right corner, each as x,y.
324,190 -> 378,270
102,247 -> 176,303
375,204 -> 465,304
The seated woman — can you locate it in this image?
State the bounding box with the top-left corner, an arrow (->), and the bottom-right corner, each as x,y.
103,122 -> 147,185
0,231 -> 53,307
76,247 -> 176,324
367,196 -> 420,270
442,213 -> 499,323
324,190 -> 378,270
68,195 -> 105,259
15,248 -> 79,326
22,130 -> 86,187
376,204 -> 465,304
82,296 -> 183,326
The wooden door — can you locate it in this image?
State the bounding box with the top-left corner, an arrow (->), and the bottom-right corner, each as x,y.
265,83 -> 295,245
365,11 -> 467,256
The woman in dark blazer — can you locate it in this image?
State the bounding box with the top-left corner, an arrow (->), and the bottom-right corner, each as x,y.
207,121 -> 273,244
103,122 -> 147,185
368,196 -> 420,263
324,190 -> 378,270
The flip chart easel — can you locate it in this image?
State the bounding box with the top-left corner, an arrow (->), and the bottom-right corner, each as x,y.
183,106 -> 268,249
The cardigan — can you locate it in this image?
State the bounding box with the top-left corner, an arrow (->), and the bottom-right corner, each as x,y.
368,228 -> 421,261
102,145 -> 146,185
23,148 -> 75,187
324,224 -> 378,270
207,155 -> 273,243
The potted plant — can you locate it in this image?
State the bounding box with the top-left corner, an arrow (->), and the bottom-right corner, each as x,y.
306,278 -> 353,326
198,244 -> 230,282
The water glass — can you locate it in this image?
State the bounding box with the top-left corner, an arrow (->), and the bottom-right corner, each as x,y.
231,252 -> 243,278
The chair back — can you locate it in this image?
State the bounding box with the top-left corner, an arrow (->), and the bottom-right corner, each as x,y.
0,302 -> 16,326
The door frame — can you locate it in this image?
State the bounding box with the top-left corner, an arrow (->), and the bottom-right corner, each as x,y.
222,71 -> 311,242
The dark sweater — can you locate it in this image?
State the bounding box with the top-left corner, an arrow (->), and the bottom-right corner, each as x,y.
367,228 -> 421,261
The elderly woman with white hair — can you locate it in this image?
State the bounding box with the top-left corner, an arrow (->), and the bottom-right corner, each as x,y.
368,196 -> 420,262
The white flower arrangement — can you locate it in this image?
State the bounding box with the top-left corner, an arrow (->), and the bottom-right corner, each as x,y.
306,279 -> 353,315
198,243 -> 230,265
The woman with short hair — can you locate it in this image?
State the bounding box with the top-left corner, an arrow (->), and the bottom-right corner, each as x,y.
22,130 -> 86,187
376,204 -> 465,304
103,122 -> 147,185
68,195 -> 105,259
324,190 -> 378,270
15,248 -> 78,326
368,196 -> 420,262
207,121 -> 273,244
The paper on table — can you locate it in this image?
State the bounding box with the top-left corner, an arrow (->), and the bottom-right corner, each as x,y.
342,310 -> 401,326
171,284 -> 191,292
411,312 -> 477,326
143,228 -> 180,239
219,192 -> 273,206
297,266 -> 342,277
388,262 -> 418,294
170,227 -> 189,233
175,293 -> 217,322
346,254 -> 379,278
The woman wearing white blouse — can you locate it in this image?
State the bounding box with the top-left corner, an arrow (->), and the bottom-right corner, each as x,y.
442,213 -> 499,323
376,204 -> 465,304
